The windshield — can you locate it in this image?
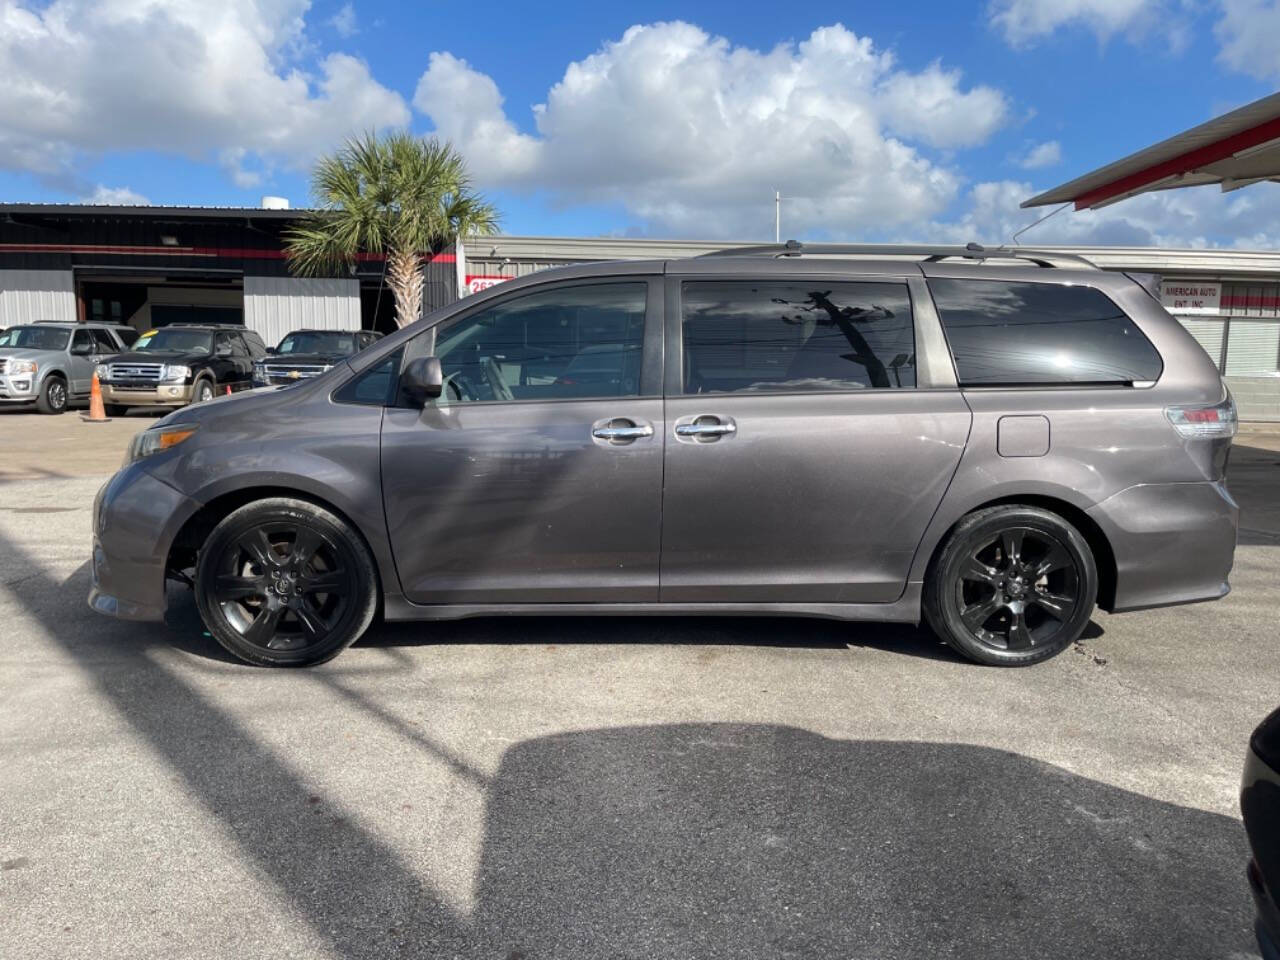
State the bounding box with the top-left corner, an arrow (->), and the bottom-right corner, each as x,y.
134,329 -> 214,355
276,332 -> 357,356
0,326 -> 70,351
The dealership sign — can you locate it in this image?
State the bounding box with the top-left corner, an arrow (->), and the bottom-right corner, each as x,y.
465,274 -> 512,295
1160,281 -> 1221,315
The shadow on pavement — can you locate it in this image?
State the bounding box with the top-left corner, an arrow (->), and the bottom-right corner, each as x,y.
2,537 -> 1251,959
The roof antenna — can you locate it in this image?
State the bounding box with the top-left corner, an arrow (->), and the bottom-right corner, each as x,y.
1004,201 -> 1071,249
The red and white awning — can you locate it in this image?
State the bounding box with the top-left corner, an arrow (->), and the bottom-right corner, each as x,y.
1023,91 -> 1280,210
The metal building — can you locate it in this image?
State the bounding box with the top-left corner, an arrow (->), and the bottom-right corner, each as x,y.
3,204 -> 1280,418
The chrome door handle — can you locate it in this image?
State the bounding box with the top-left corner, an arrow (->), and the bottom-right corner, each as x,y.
675,420 -> 736,439
592,418 -> 654,443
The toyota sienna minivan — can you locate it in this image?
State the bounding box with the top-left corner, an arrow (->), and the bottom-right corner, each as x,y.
88,244 -> 1239,667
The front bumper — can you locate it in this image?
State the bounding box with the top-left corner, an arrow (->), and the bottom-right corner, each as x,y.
0,372 -> 38,401
1087,479 -> 1238,612
88,465 -> 200,622
100,381 -> 194,407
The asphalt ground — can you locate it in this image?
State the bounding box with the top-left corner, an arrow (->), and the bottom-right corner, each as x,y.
1,408 -> 1278,959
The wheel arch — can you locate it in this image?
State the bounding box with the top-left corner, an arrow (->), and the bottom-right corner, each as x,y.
166,485 -> 386,610
921,494 -> 1118,612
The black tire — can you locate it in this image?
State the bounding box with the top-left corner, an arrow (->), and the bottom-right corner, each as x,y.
192,378 -> 216,404
923,505 -> 1098,667
104,404 -> 129,418
35,375 -> 68,414
195,498 -> 378,667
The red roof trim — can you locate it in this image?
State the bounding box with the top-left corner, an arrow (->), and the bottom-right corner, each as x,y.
0,243 -> 456,263
1073,114 -> 1280,210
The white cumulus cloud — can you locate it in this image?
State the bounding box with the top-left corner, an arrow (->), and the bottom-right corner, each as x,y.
1215,0 -> 1280,80
414,21 -> 1010,239
927,179 -> 1280,249
328,2 -> 357,38
988,0 -> 1175,46
0,0 -> 408,191
80,184 -> 150,205
1016,140 -> 1063,169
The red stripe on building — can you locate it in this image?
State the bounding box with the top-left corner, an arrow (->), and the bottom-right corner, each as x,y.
0,243 -> 456,263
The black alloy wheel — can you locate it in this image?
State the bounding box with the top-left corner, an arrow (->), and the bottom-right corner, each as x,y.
924,505 -> 1098,666
195,499 -> 378,666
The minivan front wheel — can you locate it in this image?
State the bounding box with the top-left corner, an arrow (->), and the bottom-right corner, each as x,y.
924,506 -> 1097,666
195,498 -> 378,666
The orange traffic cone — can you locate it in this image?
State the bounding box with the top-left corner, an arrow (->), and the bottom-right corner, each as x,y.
82,371 -> 111,422
225,384 -> 232,396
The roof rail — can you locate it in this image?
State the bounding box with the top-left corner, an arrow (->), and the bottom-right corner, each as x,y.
696,241 -> 1098,269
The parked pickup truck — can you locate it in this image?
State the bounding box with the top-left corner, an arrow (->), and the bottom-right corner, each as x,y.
252,328 -> 383,387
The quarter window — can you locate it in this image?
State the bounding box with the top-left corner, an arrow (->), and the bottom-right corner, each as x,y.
680,281 -> 916,394
929,279 -> 1163,386
433,283 -> 647,404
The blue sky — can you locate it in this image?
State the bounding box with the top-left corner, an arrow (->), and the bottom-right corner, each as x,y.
1,0 -> 1279,246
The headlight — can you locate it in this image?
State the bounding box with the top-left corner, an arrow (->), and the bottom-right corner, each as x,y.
252,361 -> 267,385
8,359 -> 37,375
160,364 -> 191,383
95,363 -> 110,381
124,424 -> 199,466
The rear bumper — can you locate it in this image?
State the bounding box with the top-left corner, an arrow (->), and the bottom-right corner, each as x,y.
88,466 -> 200,622
1087,479 -> 1238,613
100,382 -> 194,407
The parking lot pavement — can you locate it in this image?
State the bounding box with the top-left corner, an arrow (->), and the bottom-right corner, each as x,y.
1,419 -> 1277,959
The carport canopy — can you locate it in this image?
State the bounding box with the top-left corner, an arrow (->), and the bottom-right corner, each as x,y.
1023,91 -> 1280,210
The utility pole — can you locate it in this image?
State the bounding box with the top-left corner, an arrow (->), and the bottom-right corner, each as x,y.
775,190 -> 781,243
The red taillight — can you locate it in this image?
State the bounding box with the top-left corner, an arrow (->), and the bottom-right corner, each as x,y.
1182,409 -> 1222,423
1166,390 -> 1238,439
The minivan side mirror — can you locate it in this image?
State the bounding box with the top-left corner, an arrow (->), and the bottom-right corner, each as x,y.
399,356 -> 444,407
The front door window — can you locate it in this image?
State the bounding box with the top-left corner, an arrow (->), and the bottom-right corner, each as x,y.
433,283 -> 647,404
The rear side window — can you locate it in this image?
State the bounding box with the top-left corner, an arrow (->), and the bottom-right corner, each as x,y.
929,279 -> 1162,386
114,327 -> 140,347
681,281 -> 916,394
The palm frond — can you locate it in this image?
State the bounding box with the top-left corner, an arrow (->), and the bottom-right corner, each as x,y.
285,131 -> 499,279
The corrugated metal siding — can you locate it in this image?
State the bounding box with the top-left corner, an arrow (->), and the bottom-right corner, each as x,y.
0,269 -> 75,325
243,276 -> 360,346
1225,319 -> 1280,376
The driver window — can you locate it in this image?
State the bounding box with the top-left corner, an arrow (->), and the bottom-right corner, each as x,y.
433,282 -> 646,405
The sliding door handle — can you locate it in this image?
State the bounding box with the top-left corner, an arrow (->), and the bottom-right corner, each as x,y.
592,418 -> 654,444
674,415 -> 737,442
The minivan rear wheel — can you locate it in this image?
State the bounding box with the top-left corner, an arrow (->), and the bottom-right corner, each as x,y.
195,498 -> 378,666
924,505 -> 1097,666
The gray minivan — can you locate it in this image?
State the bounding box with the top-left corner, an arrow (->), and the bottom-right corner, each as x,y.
88,244 -> 1239,667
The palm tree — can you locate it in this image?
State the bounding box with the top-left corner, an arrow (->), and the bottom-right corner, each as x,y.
284,132 -> 499,328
